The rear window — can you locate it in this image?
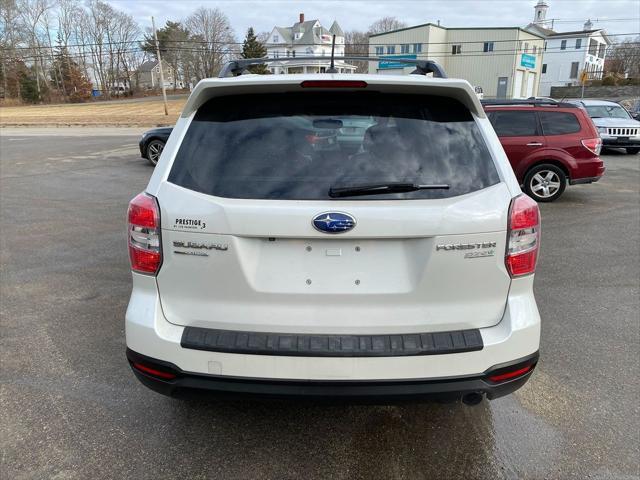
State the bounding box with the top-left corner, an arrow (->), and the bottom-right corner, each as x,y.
539,111 -> 581,135
585,104 -> 631,119
168,93 -> 500,200
488,110 -> 538,137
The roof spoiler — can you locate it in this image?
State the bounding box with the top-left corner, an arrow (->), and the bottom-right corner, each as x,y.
481,99 -> 578,108
219,56 -> 447,79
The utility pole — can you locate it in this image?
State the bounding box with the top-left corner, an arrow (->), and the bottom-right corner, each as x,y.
151,16 -> 169,116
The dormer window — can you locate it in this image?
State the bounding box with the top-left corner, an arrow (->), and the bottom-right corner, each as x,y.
273,34 -> 279,43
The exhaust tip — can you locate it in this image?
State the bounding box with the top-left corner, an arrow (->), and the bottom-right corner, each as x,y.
462,392 -> 484,406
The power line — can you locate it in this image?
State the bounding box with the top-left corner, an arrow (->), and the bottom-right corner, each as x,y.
9,44 -> 639,64
2,31 -> 639,52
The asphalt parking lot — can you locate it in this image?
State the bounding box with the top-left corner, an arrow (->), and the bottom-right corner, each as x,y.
1,128 -> 638,480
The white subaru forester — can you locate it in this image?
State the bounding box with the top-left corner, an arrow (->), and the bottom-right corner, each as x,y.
126,61 -> 541,405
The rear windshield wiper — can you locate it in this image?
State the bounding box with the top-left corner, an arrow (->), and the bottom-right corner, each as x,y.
329,182 -> 450,198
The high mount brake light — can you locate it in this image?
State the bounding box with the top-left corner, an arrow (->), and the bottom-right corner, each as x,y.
581,137 -> 602,156
300,80 -> 368,88
128,192 -> 162,275
506,194 -> 540,277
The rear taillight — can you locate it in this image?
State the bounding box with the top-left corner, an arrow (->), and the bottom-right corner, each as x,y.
128,192 -> 162,275
305,134 -> 323,145
506,194 -> 540,278
581,137 -> 602,156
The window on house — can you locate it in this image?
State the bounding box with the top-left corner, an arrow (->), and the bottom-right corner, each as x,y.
544,41 -> 547,51
483,42 -> 494,52
575,38 -> 582,49
532,45 -> 537,54
589,39 -> 598,56
570,62 -> 579,78
387,45 -> 396,54
375,46 -> 384,55
286,50 -> 290,57
292,50 -> 296,57
273,35 -> 279,43
451,44 -> 462,55
524,42 -> 529,53
401,44 -> 410,54
542,63 -> 547,74
598,43 -> 606,58
413,43 -> 422,53
560,40 -> 567,50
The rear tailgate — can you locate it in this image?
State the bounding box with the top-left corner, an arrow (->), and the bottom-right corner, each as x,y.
151,77 -> 513,335
156,183 -> 510,334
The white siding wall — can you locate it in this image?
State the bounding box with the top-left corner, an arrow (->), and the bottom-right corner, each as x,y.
539,32 -> 608,96
368,25 -> 544,98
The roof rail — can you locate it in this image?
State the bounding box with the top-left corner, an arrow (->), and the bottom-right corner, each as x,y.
218,56 -> 447,78
481,99 -> 578,108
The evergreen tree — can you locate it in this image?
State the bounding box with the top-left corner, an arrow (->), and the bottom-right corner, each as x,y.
19,71 -> 40,103
142,21 -> 191,90
53,45 -> 93,102
241,27 -> 268,74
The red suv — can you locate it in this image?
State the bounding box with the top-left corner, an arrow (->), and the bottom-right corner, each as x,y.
483,100 -> 604,202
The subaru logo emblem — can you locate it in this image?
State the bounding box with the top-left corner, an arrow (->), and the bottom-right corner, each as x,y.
312,212 -> 356,234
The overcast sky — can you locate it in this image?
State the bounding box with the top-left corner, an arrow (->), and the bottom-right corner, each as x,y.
108,0 -> 639,41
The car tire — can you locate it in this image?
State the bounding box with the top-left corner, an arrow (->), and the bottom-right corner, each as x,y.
146,139 -> 165,166
626,147 -> 640,155
523,164 -> 567,203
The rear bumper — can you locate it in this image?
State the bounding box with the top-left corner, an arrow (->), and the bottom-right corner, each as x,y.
127,348 -> 538,401
601,137 -> 640,148
569,157 -> 605,183
125,273 -> 541,395
569,175 -> 603,185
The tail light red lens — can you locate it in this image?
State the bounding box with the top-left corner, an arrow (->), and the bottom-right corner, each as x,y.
506,194 -> 540,277
132,362 -> 177,380
488,364 -> 533,383
128,192 -> 162,275
581,137 -> 602,156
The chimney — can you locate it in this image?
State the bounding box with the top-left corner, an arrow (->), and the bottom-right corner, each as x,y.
299,13 -> 304,23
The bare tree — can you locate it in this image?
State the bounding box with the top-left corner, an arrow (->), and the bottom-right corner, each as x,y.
345,30 -> 368,72
606,37 -> 640,77
367,17 -> 407,35
111,10 -> 141,93
83,0 -> 110,96
185,7 -> 235,80
1,0 -> 24,97
18,0 -> 56,98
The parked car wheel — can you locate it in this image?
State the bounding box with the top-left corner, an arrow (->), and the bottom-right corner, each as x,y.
146,139 -> 165,166
626,147 -> 639,155
524,164 -> 567,202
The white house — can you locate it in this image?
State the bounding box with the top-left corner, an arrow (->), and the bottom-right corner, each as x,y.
526,1 -> 611,96
265,14 -> 356,74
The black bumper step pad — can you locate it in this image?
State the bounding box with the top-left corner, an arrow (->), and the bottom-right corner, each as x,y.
181,326 -> 483,357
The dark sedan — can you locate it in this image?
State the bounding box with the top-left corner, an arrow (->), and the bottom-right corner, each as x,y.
139,127 -> 173,166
